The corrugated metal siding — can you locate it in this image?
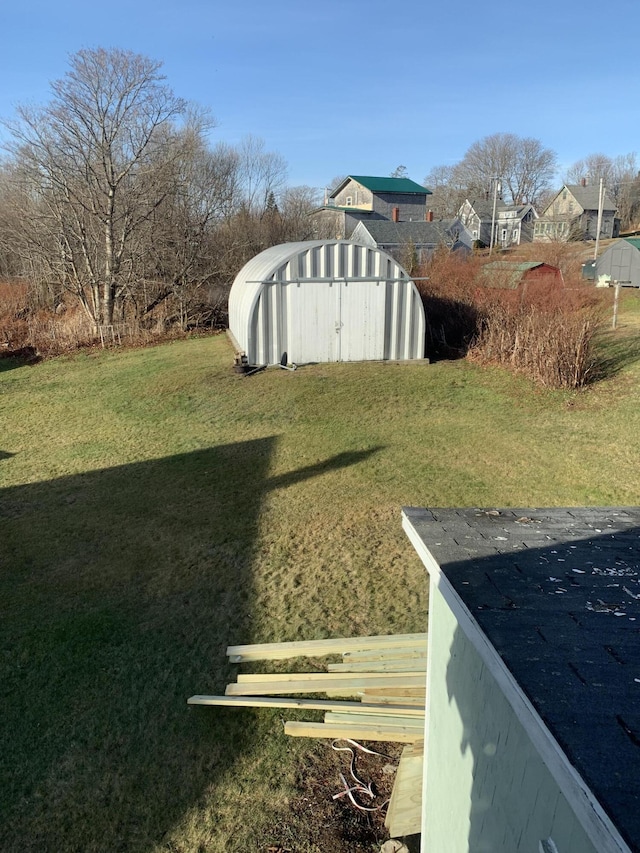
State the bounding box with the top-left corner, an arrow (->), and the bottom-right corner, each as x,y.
228,240 -> 426,364
596,241 -> 640,287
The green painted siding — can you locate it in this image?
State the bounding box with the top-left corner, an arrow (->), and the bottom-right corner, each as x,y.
423,582 -> 599,853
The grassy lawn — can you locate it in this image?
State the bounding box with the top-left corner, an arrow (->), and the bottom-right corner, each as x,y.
2,310 -> 640,852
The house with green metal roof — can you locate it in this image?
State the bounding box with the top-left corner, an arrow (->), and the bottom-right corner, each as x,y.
310,175 -> 433,239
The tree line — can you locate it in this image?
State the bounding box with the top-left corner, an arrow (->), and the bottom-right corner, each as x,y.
1,47 -> 639,345
0,48 -> 320,334
424,133 -> 640,230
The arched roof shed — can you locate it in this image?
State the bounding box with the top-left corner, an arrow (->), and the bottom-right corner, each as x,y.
228,240 -> 426,365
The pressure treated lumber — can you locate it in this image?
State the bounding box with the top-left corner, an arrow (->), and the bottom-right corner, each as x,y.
362,690 -> 426,711
284,721 -> 423,743
323,712 -> 425,729
226,632 -> 428,663
225,674 -> 426,696
362,686 -> 426,698
361,694 -> 426,707
385,741 -> 424,837
341,645 -> 427,663
236,670 -> 425,682
328,659 -> 427,673
187,695 -> 426,715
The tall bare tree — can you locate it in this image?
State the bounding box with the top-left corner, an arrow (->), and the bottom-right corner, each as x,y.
423,164 -> 467,218
3,47 -> 187,328
453,133 -> 557,205
234,134 -> 287,214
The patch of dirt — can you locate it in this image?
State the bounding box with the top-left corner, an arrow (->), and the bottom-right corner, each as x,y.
262,740 -> 404,852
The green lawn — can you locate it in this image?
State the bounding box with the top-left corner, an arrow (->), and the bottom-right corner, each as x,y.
1,315 -> 640,852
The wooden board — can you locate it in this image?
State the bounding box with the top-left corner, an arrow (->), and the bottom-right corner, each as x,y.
361,694 -> 426,707
186,695 -> 426,716
236,670 -> 425,682
362,686 -> 426,698
226,633 -> 428,663
225,675 -> 426,696
385,741 -> 424,837
323,712 -> 425,729
328,659 -> 427,673
341,645 -> 428,663
284,721 -> 423,743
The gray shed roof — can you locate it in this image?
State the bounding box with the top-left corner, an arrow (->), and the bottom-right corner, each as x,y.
403,506 -> 640,853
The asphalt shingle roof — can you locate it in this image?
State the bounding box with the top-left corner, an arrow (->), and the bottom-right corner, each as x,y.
566,184 -> 617,212
404,506 -> 640,853
356,220 -> 456,245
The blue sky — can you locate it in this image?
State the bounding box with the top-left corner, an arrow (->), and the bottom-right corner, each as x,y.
1,0 -> 639,193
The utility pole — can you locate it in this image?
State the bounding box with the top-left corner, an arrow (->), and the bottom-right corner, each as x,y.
594,177 -> 604,260
489,177 -> 499,256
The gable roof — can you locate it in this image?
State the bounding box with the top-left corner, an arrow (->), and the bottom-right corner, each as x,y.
332,175 -> 432,196
480,261 -> 560,288
403,506 -> 640,853
542,184 -> 618,215
463,199 -> 535,220
354,220 -> 459,245
566,183 -> 617,211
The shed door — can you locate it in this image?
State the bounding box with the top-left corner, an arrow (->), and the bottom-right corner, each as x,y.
338,280 -> 386,361
286,280 -> 340,363
285,279 -> 386,363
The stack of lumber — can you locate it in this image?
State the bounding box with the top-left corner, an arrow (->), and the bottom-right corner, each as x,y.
189,631 -> 426,837
188,631 -> 427,743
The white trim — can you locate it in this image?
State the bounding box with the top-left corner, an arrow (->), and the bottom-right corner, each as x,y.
402,509 -> 633,853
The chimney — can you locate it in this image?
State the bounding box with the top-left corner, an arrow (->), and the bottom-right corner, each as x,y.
581,177 -> 587,187
392,206 -> 399,222
426,210 -> 434,222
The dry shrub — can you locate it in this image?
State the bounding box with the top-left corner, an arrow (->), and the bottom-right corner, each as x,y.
416,249 -> 485,357
471,295 -> 604,389
26,308 -> 96,354
0,277 -> 227,359
0,280 -> 30,350
417,251 -> 607,388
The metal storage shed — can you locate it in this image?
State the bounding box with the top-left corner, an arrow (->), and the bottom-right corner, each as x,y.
228,240 -> 426,365
595,238 -> 640,288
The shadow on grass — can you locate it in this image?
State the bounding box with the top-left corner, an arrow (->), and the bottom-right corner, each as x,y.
595,329 -> 640,379
0,347 -> 40,370
0,441 -> 379,851
0,450 -> 15,460
421,294 -> 481,363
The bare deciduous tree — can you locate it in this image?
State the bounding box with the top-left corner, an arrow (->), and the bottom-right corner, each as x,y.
235,134 -> 287,214
454,133 -> 557,205
3,47 -> 187,329
423,164 -> 467,218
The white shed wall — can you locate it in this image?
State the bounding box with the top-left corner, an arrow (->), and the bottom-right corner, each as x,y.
229,240 -> 425,365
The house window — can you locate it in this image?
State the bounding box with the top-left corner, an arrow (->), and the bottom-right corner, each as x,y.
472,230 -> 478,239
512,229 -> 519,242
345,196 -> 352,206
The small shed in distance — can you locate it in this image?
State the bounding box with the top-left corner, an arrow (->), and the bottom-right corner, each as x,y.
228,240 -> 426,366
595,238 -> 640,287
480,261 -> 564,290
